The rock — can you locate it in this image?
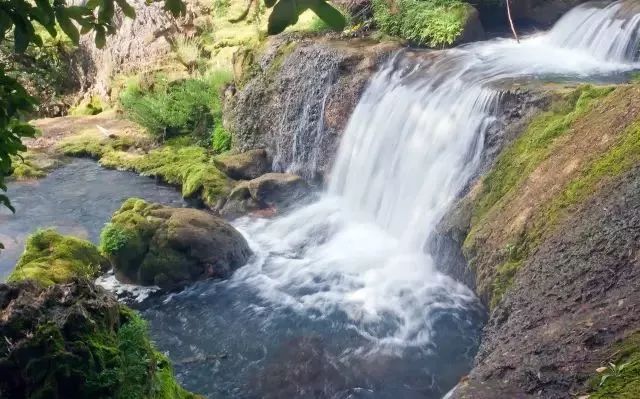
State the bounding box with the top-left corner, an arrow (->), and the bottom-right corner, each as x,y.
225,37 -> 398,181
0,279 -> 199,398
457,5 -> 486,44
8,229 -> 110,286
220,173 -> 311,218
101,198 -> 252,289
213,149 -> 271,180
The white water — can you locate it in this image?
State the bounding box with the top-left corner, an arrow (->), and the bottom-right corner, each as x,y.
232,1 -> 640,348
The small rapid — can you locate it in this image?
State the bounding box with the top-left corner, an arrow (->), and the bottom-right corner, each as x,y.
139,2 -> 640,397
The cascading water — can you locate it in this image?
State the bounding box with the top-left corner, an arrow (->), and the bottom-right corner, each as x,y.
139,2 -> 640,398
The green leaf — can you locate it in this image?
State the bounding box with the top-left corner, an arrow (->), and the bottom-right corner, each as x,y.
268,0 -> 298,35
35,0 -> 55,25
164,0 -> 186,17
308,0 -> 345,31
115,0 -> 136,19
56,9 -> 80,44
0,195 -> 15,214
13,20 -> 31,52
264,0 -> 277,8
98,0 -> 115,24
95,26 -> 106,48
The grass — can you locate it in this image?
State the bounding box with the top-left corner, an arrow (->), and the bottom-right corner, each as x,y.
372,0 -> 471,47
8,228 -> 109,286
589,333 -> 640,398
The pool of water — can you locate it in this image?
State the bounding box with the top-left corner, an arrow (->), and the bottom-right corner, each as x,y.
0,159 -> 186,279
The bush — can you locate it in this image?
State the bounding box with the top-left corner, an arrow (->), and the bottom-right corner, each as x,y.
120,71 -> 233,151
372,0 -> 469,47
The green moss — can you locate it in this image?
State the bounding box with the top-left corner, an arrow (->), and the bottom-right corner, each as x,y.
100,199 -> 161,280
57,130 -> 140,158
372,0 -> 470,47
589,332 -> 640,398
71,95 -> 105,116
100,143 -> 230,206
469,86 -> 613,233
8,229 -> 110,286
9,150 -> 62,180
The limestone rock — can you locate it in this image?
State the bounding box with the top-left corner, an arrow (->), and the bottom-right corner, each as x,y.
213,149 -> 271,180
101,198 -> 252,289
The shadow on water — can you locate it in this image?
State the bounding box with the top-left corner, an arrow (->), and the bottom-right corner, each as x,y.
0,159 -> 186,279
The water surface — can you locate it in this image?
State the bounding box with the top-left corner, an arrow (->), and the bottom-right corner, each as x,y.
0,159 -> 185,279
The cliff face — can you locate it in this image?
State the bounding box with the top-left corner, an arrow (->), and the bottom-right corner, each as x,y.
224,37 -> 398,182
440,83 -> 640,398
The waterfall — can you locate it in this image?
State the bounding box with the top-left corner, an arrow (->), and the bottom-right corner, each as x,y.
234,0 -> 640,348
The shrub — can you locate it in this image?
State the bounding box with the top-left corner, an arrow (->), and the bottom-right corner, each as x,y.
120,71 -> 233,152
372,0 -> 469,47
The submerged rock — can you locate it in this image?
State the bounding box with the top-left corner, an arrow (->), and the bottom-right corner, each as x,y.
101,198 -> 252,289
0,279 -> 199,398
8,229 -> 110,286
220,172 -> 311,219
213,149 -> 271,180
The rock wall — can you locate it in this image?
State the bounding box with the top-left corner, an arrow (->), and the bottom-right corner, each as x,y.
224,37 -> 398,183
439,83 -> 640,397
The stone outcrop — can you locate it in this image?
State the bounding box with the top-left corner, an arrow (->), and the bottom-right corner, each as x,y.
225,37 -> 398,182
101,198 -> 252,289
220,173 -> 311,218
0,280 -> 199,398
213,149 -> 271,180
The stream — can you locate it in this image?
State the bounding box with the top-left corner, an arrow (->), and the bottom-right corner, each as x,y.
1,1 -> 639,398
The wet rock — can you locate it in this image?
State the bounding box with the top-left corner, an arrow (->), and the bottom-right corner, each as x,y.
101,198 -> 252,289
220,173 -> 311,218
0,279 -> 199,398
213,149 -> 271,180
225,37 -> 398,181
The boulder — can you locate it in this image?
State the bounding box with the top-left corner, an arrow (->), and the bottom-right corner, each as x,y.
221,173 -> 311,218
101,198 -> 252,289
8,229 -> 110,286
0,280 -> 198,398
213,149 -> 271,180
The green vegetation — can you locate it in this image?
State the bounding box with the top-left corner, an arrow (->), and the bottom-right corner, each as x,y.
8,228 -> 110,286
462,85 -> 640,308
372,0 -> 470,47
466,86 -> 614,247
9,150 -> 61,180
120,71 -> 233,150
589,332 -> 640,398
57,129 -> 145,158
70,95 -> 105,116
100,141 -> 230,206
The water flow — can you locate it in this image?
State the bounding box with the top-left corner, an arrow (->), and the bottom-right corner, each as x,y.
141,2 -> 640,397
237,0 -> 640,345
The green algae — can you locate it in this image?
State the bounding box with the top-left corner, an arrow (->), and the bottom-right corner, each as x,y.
8,229 -> 110,286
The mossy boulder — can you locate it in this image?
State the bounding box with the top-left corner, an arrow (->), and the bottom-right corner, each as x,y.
8,229 -> 110,287
220,173 -> 311,218
0,279 -> 199,399
101,198 -> 252,289
213,149 -> 271,180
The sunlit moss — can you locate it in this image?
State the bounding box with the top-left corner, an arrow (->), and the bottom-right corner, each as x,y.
589,332 -> 640,398
8,228 -> 110,286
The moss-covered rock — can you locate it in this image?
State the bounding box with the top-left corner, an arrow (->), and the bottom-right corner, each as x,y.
213,149 -> 271,180
220,172 -> 311,218
0,279 -> 199,399
101,198 -> 252,289
100,142 -> 231,207
9,150 -> 64,181
8,229 -> 110,287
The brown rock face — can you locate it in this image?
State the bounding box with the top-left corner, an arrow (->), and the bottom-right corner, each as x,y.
225,37 -> 398,182
221,173 -> 311,219
213,149 -> 271,180
452,166 -> 640,398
